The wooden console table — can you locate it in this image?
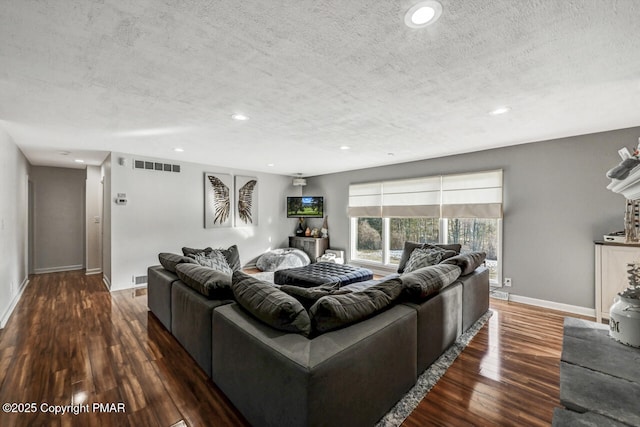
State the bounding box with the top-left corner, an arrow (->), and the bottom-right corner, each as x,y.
553,317 -> 640,426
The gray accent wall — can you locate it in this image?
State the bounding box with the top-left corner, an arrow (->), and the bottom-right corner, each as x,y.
30,166 -> 86,274
0,128 -> 29,327
107,152 -> 298,291
304,127 -> 635,310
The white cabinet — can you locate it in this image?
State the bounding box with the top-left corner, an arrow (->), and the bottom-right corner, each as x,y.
595,242 -> 640,322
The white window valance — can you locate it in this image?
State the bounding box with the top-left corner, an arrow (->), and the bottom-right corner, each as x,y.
348,169 -> 503,219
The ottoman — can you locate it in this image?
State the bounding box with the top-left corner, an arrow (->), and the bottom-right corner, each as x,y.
274,263 -> 374,288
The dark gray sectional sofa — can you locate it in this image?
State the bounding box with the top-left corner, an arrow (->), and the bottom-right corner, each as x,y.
147,244 -> 490,427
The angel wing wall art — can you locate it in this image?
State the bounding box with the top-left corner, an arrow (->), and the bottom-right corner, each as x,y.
204,173 -> 233,228
235,175 -> 258,226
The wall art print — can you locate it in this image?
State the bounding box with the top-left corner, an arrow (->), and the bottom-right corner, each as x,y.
204,172 -> 233,228
235,175 -> 258,226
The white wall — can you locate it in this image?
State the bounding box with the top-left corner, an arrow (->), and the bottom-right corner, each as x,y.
305,127 -> 633,312
0,128 -> 29,328
108,153 -> 298,291
85,165 -> 103,275
30,166 -> 86,273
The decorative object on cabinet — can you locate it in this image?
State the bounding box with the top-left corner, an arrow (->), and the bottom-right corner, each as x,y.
624,199 -> 640,242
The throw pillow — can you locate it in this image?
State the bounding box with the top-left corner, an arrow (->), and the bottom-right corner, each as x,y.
220,245 -> 241,272
182,246 -> 213,257
397,241 -> 462,273
158,252 -> 198,273
441,251 -> 487,276
403,248 -> 445,273
309,277 -> 404,334
231,271 -> 311,336
280,282 -> 351,310
401,264 -> 462,300
175,263 -> 233,299
189,251 -> 233,275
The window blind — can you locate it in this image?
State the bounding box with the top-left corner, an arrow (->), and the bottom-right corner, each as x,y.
381,176 -> 441,217
348,169 -> 503,219
347,182 -> 383,217
441,170 -> 503,218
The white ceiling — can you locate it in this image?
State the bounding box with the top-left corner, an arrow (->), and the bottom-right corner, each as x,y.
1,0 -> 640,176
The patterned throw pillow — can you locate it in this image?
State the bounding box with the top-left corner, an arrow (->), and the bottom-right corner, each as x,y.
190,251 -> 233,275
403,248 -> 445,273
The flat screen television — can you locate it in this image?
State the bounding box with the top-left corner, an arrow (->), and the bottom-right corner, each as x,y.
287,196 -> 324,218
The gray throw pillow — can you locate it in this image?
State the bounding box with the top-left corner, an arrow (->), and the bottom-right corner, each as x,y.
441,251 -> 487,276
403,248 -> 445,273
158,252 -> 198,273
189,251 -> 233,275
280,282 -> 351,310
175,263 -> 233,299
397,241 -> 462,273
220,245 -> 241,272
309,277 -> 403,334
231,271 -> 311,337
182,246 -> 213,257
401,264 -> 462,300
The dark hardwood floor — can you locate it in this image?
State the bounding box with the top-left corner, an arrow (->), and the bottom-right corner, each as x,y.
0,271 -> 590,426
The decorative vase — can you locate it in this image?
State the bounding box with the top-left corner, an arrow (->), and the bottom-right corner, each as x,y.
305,227 -> 311,237
295,220 -> 305,236
609,295 -> 640,348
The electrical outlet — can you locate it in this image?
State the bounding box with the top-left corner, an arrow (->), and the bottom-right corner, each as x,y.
504,278 -> 512,287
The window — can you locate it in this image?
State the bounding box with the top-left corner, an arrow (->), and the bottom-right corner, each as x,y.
348,170 -> 503,285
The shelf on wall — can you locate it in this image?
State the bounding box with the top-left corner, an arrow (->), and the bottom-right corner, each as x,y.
607,166 -> 640,199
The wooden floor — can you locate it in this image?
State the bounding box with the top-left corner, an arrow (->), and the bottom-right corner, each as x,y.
0,271 -> 590,426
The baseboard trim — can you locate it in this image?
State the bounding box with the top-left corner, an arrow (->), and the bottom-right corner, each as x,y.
85,268 -> 102,276
1,277 -> 29,329
508,294 -> 596,318
34,265 -> 84,274
102,275 -> 111,290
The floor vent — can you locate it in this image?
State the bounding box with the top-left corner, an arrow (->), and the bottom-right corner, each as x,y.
490,289 -> 509,301
134,275 -> 148,285
134,160 -> 180,173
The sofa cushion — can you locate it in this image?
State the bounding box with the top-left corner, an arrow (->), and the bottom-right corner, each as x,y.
175,263 -> 233,299
401,264 -> 462,300
309,277 -> 403,333
182,246 -> 213,257
221,244 -> 241,272
403,248 -> 445,273
441,251 -> 487,276
189,251 -> 233,275
397,241 -> 461,273
158,252 -> 198,273
279,282 -> 351,310
231,271 -> 311,336
183,245 -> 241,272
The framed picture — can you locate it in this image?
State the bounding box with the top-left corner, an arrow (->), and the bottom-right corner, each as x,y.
235,175 -> 258,226
204,172 -> 233,228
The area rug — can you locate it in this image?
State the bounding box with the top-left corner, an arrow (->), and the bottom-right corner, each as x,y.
376,309 -> 494,427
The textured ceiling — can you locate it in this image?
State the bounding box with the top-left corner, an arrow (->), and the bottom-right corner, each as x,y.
1,0 -> 640,176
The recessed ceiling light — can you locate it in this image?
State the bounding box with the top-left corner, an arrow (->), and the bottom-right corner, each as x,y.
340,146 -> 351,150
231,113 -> 249,121
174,147 -> 184,152
405,1 -> 443,28
267,163 -> 274,167
74,159 -> 85,163
489,106 -> 511,115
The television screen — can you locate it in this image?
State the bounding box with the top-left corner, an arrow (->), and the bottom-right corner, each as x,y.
287,196 -> 324,218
